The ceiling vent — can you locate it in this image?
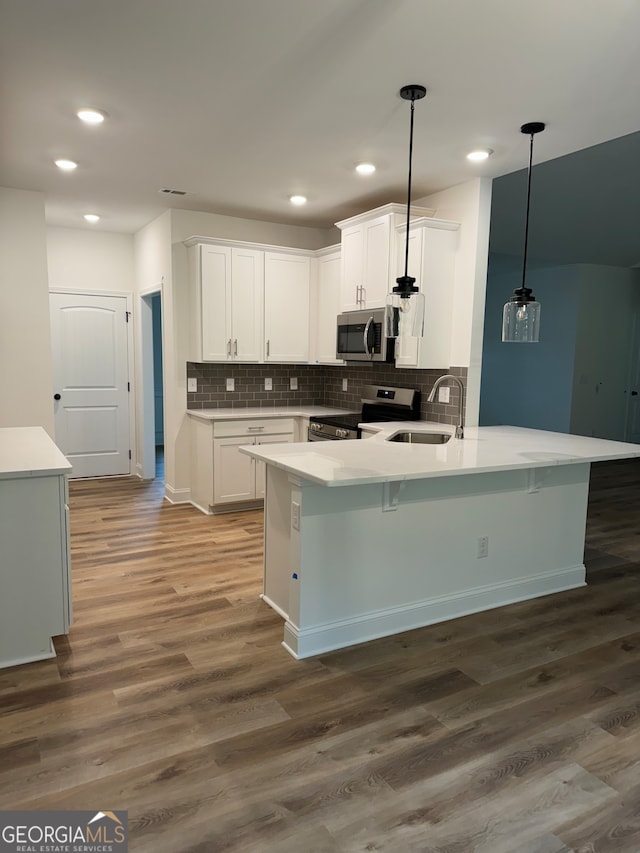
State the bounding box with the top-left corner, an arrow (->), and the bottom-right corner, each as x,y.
159,188 -> 188,196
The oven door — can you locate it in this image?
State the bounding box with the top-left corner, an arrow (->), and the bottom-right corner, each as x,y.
308,429 -> 342,441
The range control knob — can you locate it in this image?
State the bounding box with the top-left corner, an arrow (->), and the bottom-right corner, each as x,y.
336,428 -> 348,438
310,422 -> 323,432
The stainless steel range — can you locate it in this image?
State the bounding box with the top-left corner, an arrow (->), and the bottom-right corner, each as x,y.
308,384 -> 420,441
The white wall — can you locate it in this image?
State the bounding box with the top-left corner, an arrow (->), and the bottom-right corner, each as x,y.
134,211 -> 171,482
0,187 -> 54,434
416,177 -> 492,426
47,227 -> 134,292
170,209 -> 336,249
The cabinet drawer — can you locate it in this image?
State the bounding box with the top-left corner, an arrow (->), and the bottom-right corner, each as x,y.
213,418 -> 295,438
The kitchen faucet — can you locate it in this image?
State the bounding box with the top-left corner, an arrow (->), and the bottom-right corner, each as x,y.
427,375 -> 465,439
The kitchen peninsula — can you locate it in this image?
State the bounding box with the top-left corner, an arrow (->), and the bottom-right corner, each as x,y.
241,425 -> 640,659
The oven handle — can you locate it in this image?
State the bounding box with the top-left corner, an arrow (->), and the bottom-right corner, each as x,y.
363,316 -> 374,357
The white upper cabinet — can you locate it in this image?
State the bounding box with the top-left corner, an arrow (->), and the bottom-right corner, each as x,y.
336,203 -> 435,312
394,218 -> 459,369
310,246 -> 343,364
264,251 -> 310,362
189,243 -> 263,362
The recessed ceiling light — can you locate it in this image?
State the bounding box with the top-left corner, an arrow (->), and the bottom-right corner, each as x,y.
356,163 -> 376,175
55,159 -> 78,171
289,195 -> 307,206
77,108 -> 106,125
84,214 -> 100,223
466,148 -> 493,162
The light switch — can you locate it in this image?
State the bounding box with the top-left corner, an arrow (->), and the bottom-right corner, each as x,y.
226,378 -> 235,391
438,386 -> 450,404
265,378 -> 273,390
187,377 -> 197,392
290,377 -> 298,390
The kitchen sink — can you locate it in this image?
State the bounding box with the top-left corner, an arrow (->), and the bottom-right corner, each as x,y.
387,431 -> 452,444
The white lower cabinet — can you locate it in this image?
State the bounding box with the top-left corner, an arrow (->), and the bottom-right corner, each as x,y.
0,468 -> 71,669
190,417 -> 295,513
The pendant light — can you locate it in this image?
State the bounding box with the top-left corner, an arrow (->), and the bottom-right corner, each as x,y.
502,121 -> 546,343
385,84 -> 427,340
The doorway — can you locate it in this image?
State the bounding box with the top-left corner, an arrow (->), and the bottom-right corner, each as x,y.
140,290 -> 165,480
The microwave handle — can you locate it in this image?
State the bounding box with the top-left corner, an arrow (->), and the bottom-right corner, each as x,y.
363,316 -> 374,356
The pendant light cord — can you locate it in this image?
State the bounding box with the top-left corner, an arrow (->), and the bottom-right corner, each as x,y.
521,130 -> 535,291
403,96 -> 416,280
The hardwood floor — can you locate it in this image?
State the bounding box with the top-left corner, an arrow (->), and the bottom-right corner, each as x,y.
1,459 -> 640,852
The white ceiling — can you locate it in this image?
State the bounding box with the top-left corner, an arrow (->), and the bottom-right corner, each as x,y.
2,0 -> 640,236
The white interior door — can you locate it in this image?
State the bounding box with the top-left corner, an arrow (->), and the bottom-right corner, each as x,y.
50,292 -> 131,477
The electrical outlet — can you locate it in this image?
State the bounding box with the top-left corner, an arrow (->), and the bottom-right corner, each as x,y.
290,377 -> 298,390
265,378 -> 273,391
438,386 -> 450,404
226,377 -> 235,391
187,377 -> 197,392
342,378 -> 348,391
291,501 -> 300,531
477,536 -> 489,558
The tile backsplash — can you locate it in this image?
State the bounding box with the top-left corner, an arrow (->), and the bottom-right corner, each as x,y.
186,362 -> 468,427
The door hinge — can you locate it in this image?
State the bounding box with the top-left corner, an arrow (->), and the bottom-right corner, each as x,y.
129,449 -> 132,460
127,382 -> 130,392
126,311 -> 131,323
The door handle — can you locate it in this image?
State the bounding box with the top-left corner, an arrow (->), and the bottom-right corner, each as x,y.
54,393 -> 61,400
363,317 -> 373,357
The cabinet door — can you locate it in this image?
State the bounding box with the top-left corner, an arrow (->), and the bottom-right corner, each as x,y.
362,215 -> 392,308
264,253 -> 310,362
313,250 -> 343,363
213,437 -> 256,504
201,245 -> 232,361
340,226 -> 364,311
231,247 -> 263,362
394,225 -> 456,369
394,227 -> 424,367
254,434 -> 294,499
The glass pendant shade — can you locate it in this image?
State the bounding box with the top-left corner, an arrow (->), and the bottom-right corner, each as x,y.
502,291 -> 541,342
385,288 -> 425,338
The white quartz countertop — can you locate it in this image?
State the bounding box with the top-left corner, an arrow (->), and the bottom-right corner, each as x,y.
187,406 -> 356,422
239,424 -> 640,487
0,426 -> 72,479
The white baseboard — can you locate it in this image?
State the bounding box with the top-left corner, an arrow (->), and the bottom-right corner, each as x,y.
282,565 -> 586,660
189,499 -> 212,515
164,484 -> 191,504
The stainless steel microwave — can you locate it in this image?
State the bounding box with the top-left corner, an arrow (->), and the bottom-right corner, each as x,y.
336,308 -> 395,362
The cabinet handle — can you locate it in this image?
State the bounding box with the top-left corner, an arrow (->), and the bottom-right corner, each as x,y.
266,339 -> 270,357
247,426 -> 265,431
360,285 -> 366,306
234,339 -> 238,356
227,339 -> 232,357
356,285 -> 361,305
